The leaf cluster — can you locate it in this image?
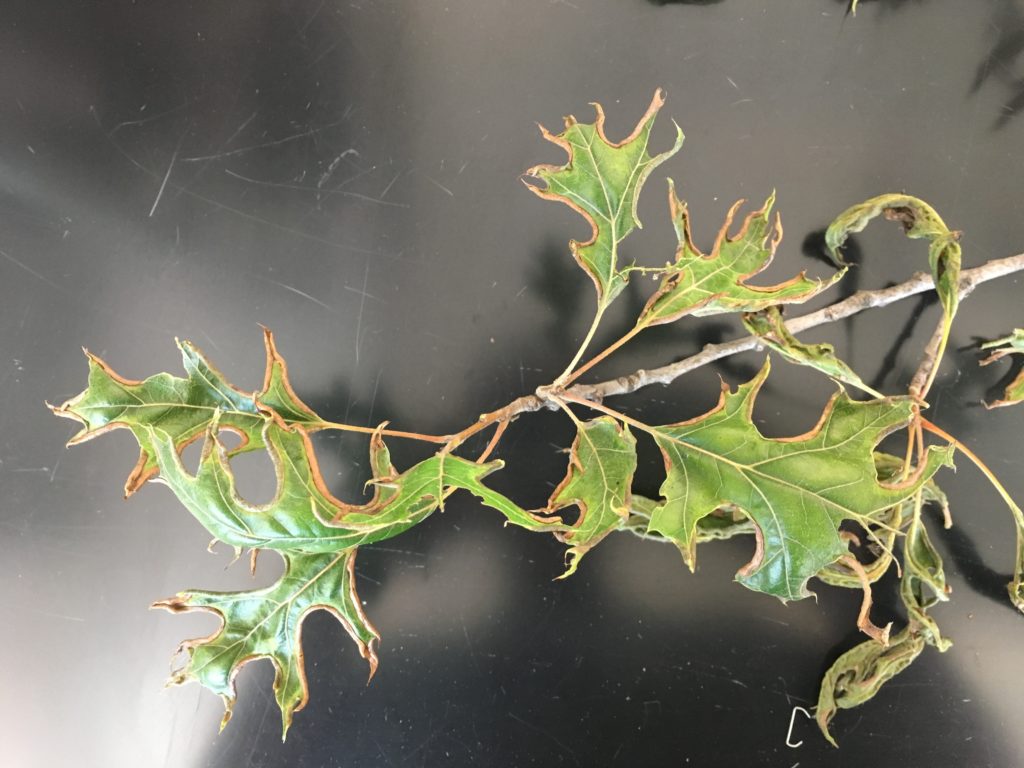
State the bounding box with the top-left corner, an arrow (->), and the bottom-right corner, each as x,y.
52,93 -> 1024,746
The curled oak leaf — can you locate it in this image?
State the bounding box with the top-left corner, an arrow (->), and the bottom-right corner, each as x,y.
154,548 -> 377,740
825,193 -> 962,325
544,416 -> 638,577
840,555 -> 892,646
645,359 -> 953,602
149,414 -> 568,554
901,508 -> 953,651
624,495 -> 755,543
979,329 -> 1024,407
636,181 -> 841,328
1012,536 -> 1024,613
815,512 -> 901,589
816,627 -> 926,747
816,494 -> 952,744
51,328 -> 318,497
689,508 -> 756,541
873,451 -> 952,528
743,305 -> 882,398
817,453 -> 951,589
524,89 -> 684,306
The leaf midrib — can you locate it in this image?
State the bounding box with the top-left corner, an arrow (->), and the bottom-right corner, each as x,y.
653,406 -> 906,529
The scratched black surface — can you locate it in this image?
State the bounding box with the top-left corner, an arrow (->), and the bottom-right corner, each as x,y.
4,0 -> 1024,766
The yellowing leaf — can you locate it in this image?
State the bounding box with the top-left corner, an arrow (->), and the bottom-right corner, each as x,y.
524,90 -> 683,305
637,181 -> 840,327
645,360 -> 953,601
51,329 -> 318,496
815,478 -> 953,744
815,627 -> 925,747
826,194 -> 962,326
154,549 -> 377,739
901,510 -> 952,652
545,417 -> 637,576
980,329 -> 1024,407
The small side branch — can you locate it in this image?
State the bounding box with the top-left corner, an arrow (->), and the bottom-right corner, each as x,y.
420,252 -> 1024,451
575,252 -> 1024,403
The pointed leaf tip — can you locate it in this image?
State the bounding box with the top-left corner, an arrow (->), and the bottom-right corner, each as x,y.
638,190 -> 840,327
159,550 -> 380,737
51,331 -> 322,495
525,91 -> 682,304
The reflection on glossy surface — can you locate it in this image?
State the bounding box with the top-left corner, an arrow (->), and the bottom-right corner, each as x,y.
4,0 -> 1024,765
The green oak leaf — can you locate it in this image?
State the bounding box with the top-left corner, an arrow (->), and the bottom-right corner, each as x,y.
645,359 -> 953,601
980,329 -> 1024,407
544,416 -> 637,576
146,411 -> 566,736
637,181 -> 840,327
150,415 -> 568,554
816,626 -> 926,747
51,328 -> 318,496
154,549 -> 377,739
524,89 -> 683,305
826,194 -> 962,326
743,306 -> 882,398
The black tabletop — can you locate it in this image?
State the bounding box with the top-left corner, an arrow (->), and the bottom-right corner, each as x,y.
4,1 -> 1024,766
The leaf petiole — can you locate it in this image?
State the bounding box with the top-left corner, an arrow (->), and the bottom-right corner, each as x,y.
560,321 -> 646,387
316,420 -> 451,444
554,300 -> 610,386
919,417 -> 1024,609
919,418 -> 1024,528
